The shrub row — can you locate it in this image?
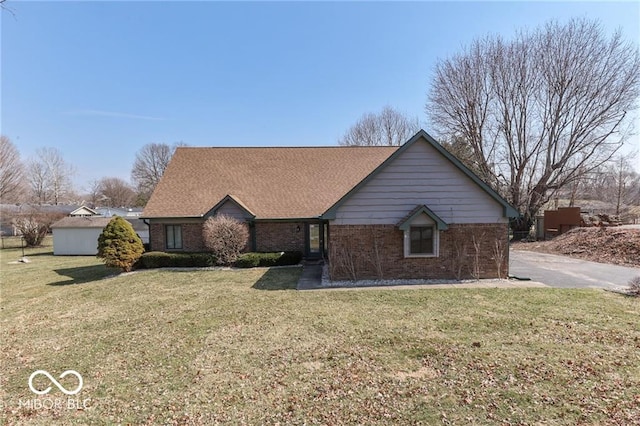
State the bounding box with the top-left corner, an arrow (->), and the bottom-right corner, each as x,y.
137,251 -> 303,269
138,251 -> 215,269
235,251 -> 303,268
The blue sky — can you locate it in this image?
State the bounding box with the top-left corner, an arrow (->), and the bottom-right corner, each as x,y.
2,1 -> 639,191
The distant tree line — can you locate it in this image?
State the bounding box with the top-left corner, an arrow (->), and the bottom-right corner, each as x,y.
0,136 -> 183,208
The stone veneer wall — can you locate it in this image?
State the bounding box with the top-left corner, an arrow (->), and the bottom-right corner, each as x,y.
328,223 -> 509,281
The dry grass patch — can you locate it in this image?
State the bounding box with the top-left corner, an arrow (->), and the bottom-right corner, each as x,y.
1,245 -> 639,424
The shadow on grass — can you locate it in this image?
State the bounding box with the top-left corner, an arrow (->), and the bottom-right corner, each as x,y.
0,249 -> 54,257
50,265 -> 118,286
252,267 -> 301,291
20,251 -> 55,257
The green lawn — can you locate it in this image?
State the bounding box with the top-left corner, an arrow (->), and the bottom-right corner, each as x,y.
1,243 -> 639,425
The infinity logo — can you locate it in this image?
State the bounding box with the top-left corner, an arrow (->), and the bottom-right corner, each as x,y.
28,370 -> 83,395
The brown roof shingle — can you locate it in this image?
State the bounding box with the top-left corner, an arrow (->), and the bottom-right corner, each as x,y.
51,217 -> 111,228
142,146 -> 398,219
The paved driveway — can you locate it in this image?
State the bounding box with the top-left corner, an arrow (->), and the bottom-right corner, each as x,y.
510,250 -> 639,291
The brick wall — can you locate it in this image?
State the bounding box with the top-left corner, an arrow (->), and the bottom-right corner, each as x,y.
149,222 -> 205,252
150,220 -> 307,253
328,223 -> 509,281
254,221 -> 306,252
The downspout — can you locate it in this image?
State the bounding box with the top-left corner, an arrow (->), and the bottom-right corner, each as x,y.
506,221 -> 510,279
249,220 -> 257,252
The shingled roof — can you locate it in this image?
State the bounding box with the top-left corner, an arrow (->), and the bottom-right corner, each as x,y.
142,146 -> 398,219
51,216 -> 111,228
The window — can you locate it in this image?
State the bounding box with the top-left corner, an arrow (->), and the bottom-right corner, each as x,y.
403,223 -> 439,258
166,225 -> 183,249
399,207 -> 444,258
410,226 -> 434,255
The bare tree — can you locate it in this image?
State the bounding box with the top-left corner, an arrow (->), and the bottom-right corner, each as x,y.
27,147 -> 75,205
86,179 -> 103,207
93,177 -> 136,207
0,135 -> 26,203
0,0 -> 15,16
427,18 -> 640,236
339,106 -> 420,146
606,154 -> 640,217
27,161 -> 50,204
12,207 -> 65,247
131,142 -> 185,205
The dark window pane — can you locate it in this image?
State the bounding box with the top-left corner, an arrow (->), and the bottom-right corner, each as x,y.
409,226 -> 433,254
166,225 -> 183,249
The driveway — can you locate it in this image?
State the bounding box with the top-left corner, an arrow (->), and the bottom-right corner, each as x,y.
510,250 -> 639,291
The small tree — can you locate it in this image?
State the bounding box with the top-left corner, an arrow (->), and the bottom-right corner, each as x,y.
97,216 -> 144,272
12,208 -> 64,247
202,215 -> 249,266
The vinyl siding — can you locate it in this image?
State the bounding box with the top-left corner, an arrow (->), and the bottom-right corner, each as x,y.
216,200 -> 251,221
333,140 -> 507,225
53,228 -> 103,255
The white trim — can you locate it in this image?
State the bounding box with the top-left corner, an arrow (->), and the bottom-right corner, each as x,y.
403,214 -> 440,258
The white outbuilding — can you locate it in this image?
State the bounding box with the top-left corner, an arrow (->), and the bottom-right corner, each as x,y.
51,217 -> 111,255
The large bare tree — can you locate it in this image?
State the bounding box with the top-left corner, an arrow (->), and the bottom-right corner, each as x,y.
427,18 -> 640,236
0,135 -> 25,203
27,147 -> 75,205
93,177 -> 136,207
339,106 -> 420,146
131,142 -> 185,205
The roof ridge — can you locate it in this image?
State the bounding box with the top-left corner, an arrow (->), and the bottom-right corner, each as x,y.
176,146 -> 399,150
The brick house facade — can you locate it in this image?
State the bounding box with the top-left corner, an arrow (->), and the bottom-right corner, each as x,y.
328,223 -> 509,281
142,130 -> 519,282
149,220 -> 309,254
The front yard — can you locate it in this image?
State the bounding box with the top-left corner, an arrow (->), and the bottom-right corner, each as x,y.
1,243 -> 639,424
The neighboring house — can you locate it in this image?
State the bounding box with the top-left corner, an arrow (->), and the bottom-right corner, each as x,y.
95,207 -> 143,218
69,206 -> 100,217
51,208 -> 149,255
142,130 -> 519,280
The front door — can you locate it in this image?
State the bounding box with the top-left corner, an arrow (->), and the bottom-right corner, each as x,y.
306,222 -> 327,258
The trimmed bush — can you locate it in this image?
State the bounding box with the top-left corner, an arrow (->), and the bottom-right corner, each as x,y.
97,216 -> 144,272
138,251 -> 302,269
202,215 -> 249,266
235,253 -> 261,268
277,251 -> 303,266
138,251 -> 215,269
235,251 -> 303,268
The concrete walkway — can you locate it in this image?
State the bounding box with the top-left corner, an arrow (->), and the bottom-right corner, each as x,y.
296,261 -> 324,290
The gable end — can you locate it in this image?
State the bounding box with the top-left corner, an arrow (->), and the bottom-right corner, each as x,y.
322,130 -> 519,220
204,194 -> 256,220
397,205 -> 448,231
